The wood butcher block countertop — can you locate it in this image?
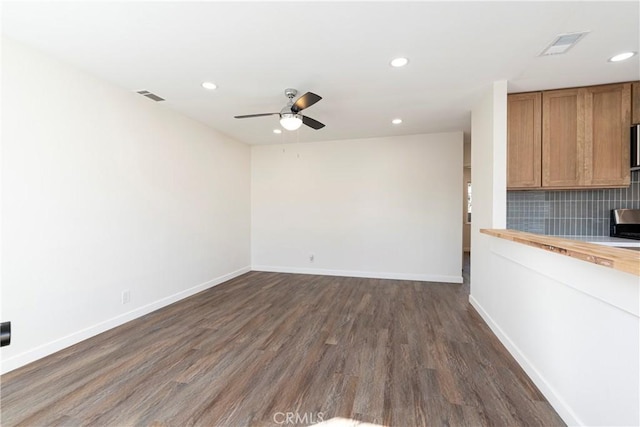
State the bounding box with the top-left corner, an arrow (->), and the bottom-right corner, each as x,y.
481,229 -> 640,277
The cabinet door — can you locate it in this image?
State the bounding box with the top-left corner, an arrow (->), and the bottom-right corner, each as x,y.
632,82 -> 640,125
542,88 -> 585,187
584,83 -> 630,186
507,93 -> 541,188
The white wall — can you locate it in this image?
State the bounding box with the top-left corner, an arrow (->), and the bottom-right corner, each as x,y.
470,81 -> 507,307
470,82 -> 640,426
1,37 -> 251,373
474,237 -> 639,427
251,133 -> 463,283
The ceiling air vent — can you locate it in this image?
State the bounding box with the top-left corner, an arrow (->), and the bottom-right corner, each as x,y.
539,31 -> 589,56
136,90 -> 165,102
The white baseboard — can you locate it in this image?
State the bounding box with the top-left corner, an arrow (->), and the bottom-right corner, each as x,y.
1,266 -> 251,374
252,265 -> 463,284
468,295 -> 582,427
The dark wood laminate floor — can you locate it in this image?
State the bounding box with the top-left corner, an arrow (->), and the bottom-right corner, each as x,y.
1,257 -> 564,426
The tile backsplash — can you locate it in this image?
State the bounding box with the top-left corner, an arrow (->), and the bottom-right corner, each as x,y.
507,170 -> 640,236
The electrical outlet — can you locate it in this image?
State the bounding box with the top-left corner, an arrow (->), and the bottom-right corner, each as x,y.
122,290 -> 131,304
309,254 -> 315,263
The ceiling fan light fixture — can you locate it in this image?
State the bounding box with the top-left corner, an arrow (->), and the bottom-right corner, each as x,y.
280,113 -> 303,131
201,81 -> 217,90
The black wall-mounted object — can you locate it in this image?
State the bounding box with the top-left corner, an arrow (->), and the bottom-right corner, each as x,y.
1,322 -> 11,347
631,125 -> 640,170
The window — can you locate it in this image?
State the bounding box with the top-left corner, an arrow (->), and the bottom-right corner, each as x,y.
466,182 -> 472,223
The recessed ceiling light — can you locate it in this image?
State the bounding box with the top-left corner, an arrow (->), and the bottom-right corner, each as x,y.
609,52 -> 636,62
390,57 -> 409,68
273,129 -> 282,134
201,81 -> 217,90
392,118 -> 403,125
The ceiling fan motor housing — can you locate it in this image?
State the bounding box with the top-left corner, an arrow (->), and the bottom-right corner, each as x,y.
280,89 -> 299,114
284,88 -> 298,99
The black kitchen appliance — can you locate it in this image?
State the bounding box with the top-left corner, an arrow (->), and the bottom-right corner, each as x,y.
610,209 -> 640,240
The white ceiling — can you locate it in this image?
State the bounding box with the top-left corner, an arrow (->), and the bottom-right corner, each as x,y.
2,1 -> 639,145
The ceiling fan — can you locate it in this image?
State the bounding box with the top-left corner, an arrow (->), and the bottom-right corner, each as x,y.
234,89 -> 325,131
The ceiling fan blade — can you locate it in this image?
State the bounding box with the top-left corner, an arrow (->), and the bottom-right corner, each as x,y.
234,113 -> 279,119
302,115 -> 325,130
291,92 -> 322,113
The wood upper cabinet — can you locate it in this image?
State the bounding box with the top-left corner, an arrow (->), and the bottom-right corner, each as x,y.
542,88 -> 584,187
632,82 -> 640,124
584,83 -> 630,186
507,93 -> 541,188
507,83 -> 631,189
